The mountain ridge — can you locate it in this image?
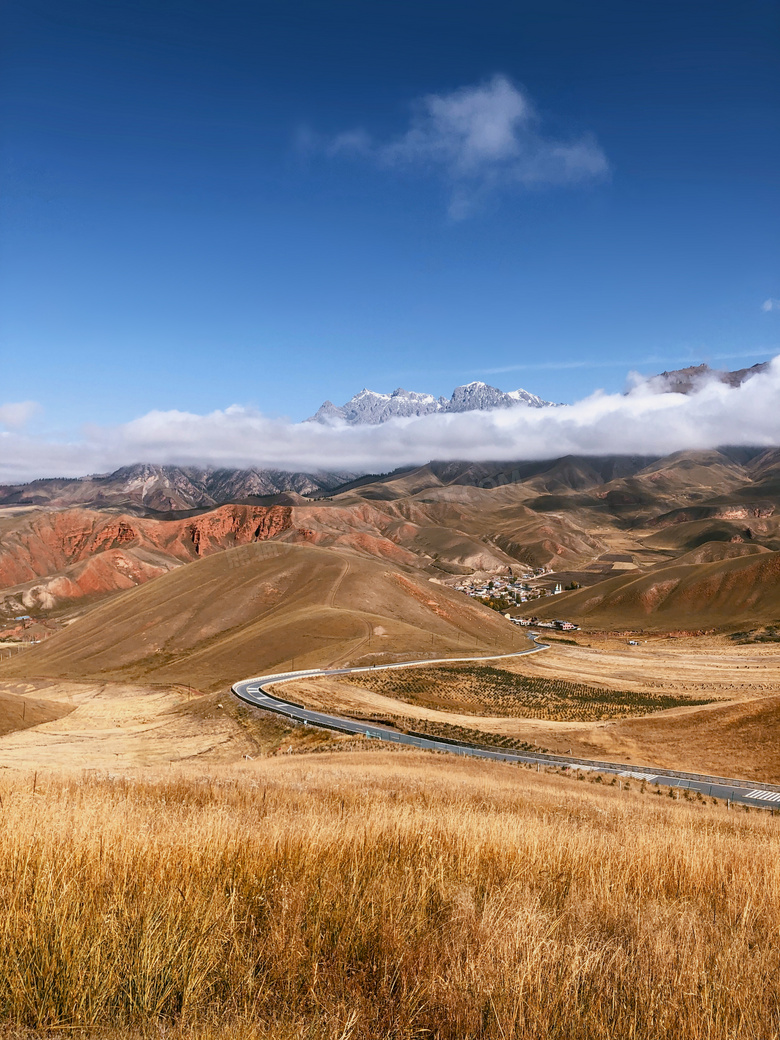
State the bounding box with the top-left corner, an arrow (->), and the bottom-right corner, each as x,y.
0,463 -> 355,513
309,381 -> 553,425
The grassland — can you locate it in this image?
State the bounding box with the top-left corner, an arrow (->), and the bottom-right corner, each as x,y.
0,753 -> 778,1039
0,679 -> 354,771
277,635 -> 780,780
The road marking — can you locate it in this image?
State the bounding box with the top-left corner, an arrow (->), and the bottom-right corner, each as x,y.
746,790 -> 780,801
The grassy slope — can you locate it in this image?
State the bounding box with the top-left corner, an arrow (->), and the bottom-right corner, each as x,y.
0,542 -> 528,691
0,686 -> 73,736
0,756 -> 778,1039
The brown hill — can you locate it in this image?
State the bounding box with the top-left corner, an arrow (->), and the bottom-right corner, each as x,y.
630,450 -> 750,496
5,447 -> 780,636
0,684 -> 73,736
348,456 -> 657,497
0,486 -> 613,619
642,517 -> 780,552
591,450 -> 755,519
661,541 -> 770,567
0,505 -> 294,615
533,550 -> 780,630
0,542 -> 529,691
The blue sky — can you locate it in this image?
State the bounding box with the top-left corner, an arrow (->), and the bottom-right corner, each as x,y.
1,0 -> 779,453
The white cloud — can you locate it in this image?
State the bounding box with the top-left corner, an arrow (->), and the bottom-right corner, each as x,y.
4,358 -> 780,484
762,299 -> 780,312
323,75 -> 609,218
0,400 -> 41,429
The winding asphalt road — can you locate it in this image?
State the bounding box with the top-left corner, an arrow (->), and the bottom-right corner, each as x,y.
232,637 -> 780,810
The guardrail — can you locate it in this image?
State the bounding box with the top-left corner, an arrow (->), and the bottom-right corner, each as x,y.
516,755 -> 780,793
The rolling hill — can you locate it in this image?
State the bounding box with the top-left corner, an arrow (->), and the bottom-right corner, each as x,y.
0,487 -> 610,619
532,549 -> 780,630
0,542 -> 529,691
0,684 -> 74,736
3,446 -> 780,638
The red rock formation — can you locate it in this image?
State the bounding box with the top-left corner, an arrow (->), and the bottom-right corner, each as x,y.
0,505 -> 294,612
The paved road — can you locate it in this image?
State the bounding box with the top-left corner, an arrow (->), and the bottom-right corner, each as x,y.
232,638 -> 780,810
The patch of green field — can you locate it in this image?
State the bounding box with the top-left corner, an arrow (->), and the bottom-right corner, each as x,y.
343,664 -> 715,722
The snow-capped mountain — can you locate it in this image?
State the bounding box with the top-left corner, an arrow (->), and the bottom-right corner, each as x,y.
310,382 -> 552,425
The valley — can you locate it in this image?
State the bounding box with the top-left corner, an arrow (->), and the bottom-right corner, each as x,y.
1,446 -> 779,784
3,445 -> 780,636
5,1 -> 777,1031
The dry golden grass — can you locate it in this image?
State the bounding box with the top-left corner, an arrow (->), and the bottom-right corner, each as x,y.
0,752 -> 778,1039
279,669 -> 780,783
503,636 -> 780,700
0,680 -> 351,771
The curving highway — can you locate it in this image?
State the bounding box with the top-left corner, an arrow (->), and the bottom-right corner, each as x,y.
232,637 -> 780,810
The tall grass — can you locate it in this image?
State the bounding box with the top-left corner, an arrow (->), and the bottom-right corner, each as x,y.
0,758 -> 778,1038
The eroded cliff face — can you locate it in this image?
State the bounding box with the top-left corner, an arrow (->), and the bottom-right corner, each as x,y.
0,505 -> 295,613
185,506 -> 292,556
0,512 -> 140,588
12,550 -> 176,613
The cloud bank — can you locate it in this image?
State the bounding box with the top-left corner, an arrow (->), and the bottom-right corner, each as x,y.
3,359 -> 780,484
322,74 -> 609,218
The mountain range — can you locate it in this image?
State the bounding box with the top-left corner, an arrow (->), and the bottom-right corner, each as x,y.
309,381 -> 552,425
307,361 -> 772,426
3,445 -> 780,631
0,463 -> 355,514
2,364 -> 771,516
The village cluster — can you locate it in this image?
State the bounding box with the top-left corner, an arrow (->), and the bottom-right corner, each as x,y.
453,572 -> 580,632
454,569 -> 560,603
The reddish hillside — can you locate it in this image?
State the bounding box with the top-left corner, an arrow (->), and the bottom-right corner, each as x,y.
4,446 -> 780,630
0,491 -> 611,617
0,505 -> 293,613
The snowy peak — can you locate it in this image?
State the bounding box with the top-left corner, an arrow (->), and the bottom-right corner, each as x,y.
309,381 -> 553,425
507,387 -> 549,407
450,382 -> 516,412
